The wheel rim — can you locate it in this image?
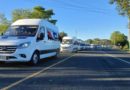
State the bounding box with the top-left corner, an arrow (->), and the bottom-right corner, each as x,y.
32,53 -> 38,64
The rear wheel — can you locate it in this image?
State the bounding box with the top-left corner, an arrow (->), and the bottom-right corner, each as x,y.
29,52 -> 40,65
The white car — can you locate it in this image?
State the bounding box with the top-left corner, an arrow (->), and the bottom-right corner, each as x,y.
0,19 -> 60,65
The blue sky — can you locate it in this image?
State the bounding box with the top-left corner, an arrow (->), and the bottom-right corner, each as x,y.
0,0 -> 128,40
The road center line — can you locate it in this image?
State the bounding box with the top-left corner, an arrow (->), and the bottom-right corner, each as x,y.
102,51 -> 130,64
1,54 -> 76,90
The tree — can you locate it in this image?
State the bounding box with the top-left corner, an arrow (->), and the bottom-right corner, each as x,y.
12,9 -> 32,22
0,13 -> 10,34
101,39 -> 111,45
85,38 -> 111,45
93,38 -> 101,45
12,6 -> 57,24
48,19 -> 57,25
86,39 -> 93,44
31,6 -> 46,19
59,32 -> 68,42
31,6 -> 57,24
110,0 -> 130,48
0,13 -> 10,25
110,31 -> 128,48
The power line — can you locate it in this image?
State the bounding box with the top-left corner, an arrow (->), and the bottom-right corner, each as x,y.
23,0 -> 112,15
53,0 -> 110,14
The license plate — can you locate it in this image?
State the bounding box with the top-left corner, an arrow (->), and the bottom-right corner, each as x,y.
0,56 -> 6,60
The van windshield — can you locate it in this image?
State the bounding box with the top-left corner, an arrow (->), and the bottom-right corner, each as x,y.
4,25 -> 38,37
62,39 -> 73,44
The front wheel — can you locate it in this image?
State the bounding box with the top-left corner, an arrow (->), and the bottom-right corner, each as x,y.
29,52 -> 40,65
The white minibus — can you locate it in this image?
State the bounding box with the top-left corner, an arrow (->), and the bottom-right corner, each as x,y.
0,19 -> 60,65
60,36 -> 78,52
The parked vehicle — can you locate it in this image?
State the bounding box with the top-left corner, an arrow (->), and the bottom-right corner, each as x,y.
77,39 -> 82,51
60,36 -> 78,52
0,19 -> 60,65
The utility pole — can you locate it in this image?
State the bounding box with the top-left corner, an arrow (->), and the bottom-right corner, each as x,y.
128,17 -> 130,50
114,34 -> 116,46
75,30 -> 78,38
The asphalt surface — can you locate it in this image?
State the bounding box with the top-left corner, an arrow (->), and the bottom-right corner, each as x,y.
0,49 -> 130,90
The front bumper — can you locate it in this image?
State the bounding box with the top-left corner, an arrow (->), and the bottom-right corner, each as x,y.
0,48 -> 33,62
60,47 -> 73,52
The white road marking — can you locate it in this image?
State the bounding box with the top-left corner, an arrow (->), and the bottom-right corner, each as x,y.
102,51 -> 130,64
1,54 -> 76,90
85,77 -> 130,81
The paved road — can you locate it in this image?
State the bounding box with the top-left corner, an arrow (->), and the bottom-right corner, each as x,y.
1,49 -> 130,90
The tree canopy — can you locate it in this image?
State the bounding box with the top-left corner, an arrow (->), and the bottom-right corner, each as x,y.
12,9 -> 32,22
85,38 -> 111,45
12,6 -> 57,24
59,32 -> 68,42
110,0 -> 130,18
0,13 -> 10,34
110,31 -> 128,48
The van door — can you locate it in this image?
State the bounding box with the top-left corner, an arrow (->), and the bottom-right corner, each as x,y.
36,26 -> 50,59
46,28 -> 57,56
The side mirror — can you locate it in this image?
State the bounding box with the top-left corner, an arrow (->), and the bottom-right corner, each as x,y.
37,33 -> 44,41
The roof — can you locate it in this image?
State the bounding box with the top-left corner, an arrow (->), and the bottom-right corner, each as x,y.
63,36 -> 74,40
11,19 -> 42,26
11,19 -> 59,32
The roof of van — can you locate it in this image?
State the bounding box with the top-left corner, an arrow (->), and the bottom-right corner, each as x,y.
12,19 -> 43,25
11,19 -> 58,32
63,36 -> 74,40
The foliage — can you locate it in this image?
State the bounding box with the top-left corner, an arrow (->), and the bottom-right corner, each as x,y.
12,6 -> 57,24
110,0 -> 130,18
12,9 -> 32,22
110,0 -> 130,49
122,42 -> 129,50
59,32 -> 68,42
86,39 -> 93,44
0,13 -> 10,34
110,31 -> 128,48
85,38 -> 111,45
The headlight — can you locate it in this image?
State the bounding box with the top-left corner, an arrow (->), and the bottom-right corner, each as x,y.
18,42 -> 31,49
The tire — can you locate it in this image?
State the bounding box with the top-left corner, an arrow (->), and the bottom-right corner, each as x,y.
29,52 -> 40,65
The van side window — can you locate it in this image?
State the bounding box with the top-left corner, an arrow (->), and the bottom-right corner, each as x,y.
46,28 -> 59,41
37,27 -> 45,41
53,32 -> 59,41
47,28 -> 53,40
41,27 -> 45,35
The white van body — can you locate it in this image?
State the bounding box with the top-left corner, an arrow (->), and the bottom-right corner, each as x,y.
60,36 -> 78,52
0,19 -> 60,64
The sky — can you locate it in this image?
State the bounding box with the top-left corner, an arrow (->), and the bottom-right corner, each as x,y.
0,0 -> 128,40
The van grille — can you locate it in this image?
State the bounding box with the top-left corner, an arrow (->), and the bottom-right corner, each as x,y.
62,47 -> 69,49
0,46 -> 17,54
